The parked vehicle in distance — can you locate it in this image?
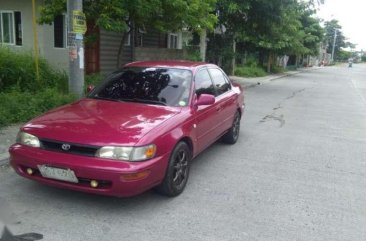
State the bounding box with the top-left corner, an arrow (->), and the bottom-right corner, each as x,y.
9,60 -> 245,197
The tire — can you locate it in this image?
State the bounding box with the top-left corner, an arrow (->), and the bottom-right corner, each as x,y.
155,142 -> 191,197
222,111 -> 241,144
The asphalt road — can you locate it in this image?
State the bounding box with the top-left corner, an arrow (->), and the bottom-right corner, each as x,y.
1,64 -> 366,241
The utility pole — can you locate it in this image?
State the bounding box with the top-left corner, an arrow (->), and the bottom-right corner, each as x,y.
331,28 -> 337,63
199,29 -> 207,62
67,0 -> 86,97
361,49 -> 363,62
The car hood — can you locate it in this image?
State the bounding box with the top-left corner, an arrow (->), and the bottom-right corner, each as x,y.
22,98 -> 181,146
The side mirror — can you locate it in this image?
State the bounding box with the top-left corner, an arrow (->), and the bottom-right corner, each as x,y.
87,85 -> 95,93
195,94 -> 215,106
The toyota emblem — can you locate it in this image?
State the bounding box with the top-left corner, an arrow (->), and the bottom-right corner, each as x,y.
61,144 -> 71,151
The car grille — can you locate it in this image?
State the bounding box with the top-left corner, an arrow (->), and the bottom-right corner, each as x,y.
40,139 -> 99,157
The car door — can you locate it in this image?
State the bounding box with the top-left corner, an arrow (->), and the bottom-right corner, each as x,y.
193,68 -> 223,153
207,68 -> 237,135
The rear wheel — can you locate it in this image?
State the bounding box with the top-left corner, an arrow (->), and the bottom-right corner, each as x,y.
155,142 -> 191,197
222,111 -> 241,144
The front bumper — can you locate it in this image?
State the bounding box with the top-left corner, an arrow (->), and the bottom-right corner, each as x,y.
9,144 -> 169,197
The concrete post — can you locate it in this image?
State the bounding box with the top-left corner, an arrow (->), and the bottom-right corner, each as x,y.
199,29 -> 207,62
231,39 -> 236,75
67,0 -> 84,97
331,29 -> 337,63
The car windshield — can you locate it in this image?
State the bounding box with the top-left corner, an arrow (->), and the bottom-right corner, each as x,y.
89,67 -> 192,107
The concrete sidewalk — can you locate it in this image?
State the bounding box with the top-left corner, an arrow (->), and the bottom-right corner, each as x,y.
0,66 -> 321,166
0,124 -> 22,165
229,66 -> 321,88
229,71 -> 296,88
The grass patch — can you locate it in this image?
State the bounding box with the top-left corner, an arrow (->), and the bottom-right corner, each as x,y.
0,47 -> 68,92
0,88 -> 76,128
271,65 -> 285,74
234,65 -> 267,77
85,73 -> 104,87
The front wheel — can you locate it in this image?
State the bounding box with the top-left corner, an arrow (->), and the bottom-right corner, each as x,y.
222,111 -> 241,144
155,142 -> 191,197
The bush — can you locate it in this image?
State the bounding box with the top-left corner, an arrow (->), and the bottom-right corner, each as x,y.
183,46 -> 202,62
0,47 -> 68,92
271,65 -> 285,74
0,88 -> 76,128
85,73 -> 104,87
0,47 -> 77,128
234,65 -> 267,77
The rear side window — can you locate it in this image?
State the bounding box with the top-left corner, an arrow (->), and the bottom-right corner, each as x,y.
208,68 -> 231,95
195,69 -> 216,96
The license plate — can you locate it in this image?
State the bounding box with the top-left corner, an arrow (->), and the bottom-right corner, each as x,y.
38,165 -> 79,183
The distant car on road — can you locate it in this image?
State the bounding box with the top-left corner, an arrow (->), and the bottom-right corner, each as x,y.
9,60 -> 245,197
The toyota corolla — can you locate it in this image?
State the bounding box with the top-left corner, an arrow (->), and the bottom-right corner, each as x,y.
9,60 -> 244,197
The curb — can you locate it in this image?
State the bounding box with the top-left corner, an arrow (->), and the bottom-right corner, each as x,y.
231,71 -> 297,89
235,67 -> 321,89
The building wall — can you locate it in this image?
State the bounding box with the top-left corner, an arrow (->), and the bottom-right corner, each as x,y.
40,18 -> 69,71
99,28 -> 184,75
85,22 -> 100,74
134,47 -> 183,61
99,29 -> 132,75
0,0 -> 68,71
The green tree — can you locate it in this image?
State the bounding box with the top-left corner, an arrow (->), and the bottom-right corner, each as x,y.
39,0 -> 217,67
298,4 -> 324,56
214,0 -> 251,73
324,19 -> 346,60
337,50 -> 353,62
244,0 -> 308,72
210,0 -> 324,72
245,0 -> 324,71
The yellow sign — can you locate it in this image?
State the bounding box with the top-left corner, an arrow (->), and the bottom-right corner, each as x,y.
73,10 -> 87,34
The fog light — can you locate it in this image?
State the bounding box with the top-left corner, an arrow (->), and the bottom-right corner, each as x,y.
26,168 -> 33,175
90,180 -> 99,188
121,170 -> 150,181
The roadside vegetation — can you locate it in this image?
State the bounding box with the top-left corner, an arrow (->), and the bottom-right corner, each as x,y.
234,64 -> 267,77
0,48 -> 77,128
39,0 -> 359,73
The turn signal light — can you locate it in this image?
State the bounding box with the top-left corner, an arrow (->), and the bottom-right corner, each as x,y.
145,146 -> 156,159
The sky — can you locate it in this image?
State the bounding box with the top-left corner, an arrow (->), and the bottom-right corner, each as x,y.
317,0 -> 366,50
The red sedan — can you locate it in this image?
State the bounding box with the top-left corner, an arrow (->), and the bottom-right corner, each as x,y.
9,61 -> 245,197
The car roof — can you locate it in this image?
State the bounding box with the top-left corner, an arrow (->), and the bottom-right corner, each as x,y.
124,60 -> 217,70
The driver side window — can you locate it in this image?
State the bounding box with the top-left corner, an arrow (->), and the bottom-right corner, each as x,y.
195,69 -> 215,96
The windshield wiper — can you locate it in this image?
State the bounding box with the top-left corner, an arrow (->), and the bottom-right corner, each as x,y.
90,96 -> 120,102
120,98 -> 167,106
91,96 -> 167,106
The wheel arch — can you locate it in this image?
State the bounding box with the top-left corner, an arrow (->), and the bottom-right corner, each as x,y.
178,136 -> 194,156
237,107 -> 242,119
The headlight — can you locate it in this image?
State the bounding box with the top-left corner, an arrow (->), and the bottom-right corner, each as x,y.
96,144 -> 156,161
16,131 -> 40,148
